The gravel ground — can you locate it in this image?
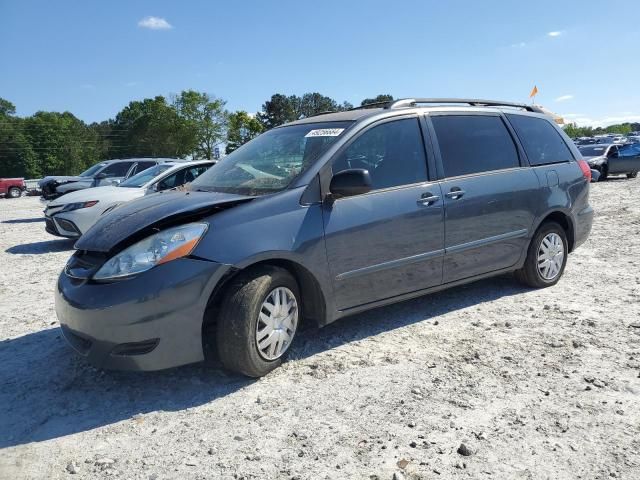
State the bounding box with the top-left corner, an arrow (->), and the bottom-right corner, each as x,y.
1,180 -> 639,480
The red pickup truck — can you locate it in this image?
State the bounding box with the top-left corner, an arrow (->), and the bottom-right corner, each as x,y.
0,178 -> 26,198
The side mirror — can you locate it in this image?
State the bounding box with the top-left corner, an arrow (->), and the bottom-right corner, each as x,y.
329,169 -> 372,198
95,173 -> 107,180
590,169 -> 600,182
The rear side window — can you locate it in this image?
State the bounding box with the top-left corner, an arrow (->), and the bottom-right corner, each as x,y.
132,161 -> 157,175
332,118 -> 427,190
431,115 -> 519,177
506,114 -> 573,165
101,162 -> 133,178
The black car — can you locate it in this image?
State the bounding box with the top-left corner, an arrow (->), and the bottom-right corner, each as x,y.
56,98 -> 594,377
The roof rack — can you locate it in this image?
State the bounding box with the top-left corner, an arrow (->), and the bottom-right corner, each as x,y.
383,98 -> 544,113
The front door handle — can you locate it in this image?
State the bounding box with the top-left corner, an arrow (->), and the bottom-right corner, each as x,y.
445,188 -> 465,199
417,192 -> 440,206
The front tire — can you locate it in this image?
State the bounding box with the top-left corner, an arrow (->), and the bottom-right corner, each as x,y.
516,222 -> 568,288
599,165 -> 608,181
216,266 -> 300,377
8,187 -> 21,198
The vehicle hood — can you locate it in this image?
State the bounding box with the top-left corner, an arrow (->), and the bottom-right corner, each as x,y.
75,190 -> 254,253
49,186 -> 139,206
584,155 -> 606,163
39,176 -> 84,187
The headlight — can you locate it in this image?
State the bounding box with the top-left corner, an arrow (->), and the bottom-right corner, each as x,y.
61,200 -> 99,212
93,223 -> 208,280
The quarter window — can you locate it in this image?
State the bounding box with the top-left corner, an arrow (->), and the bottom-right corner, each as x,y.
432,115 -> 519,177
506,114 -> 574,165
332,118 -> 427,190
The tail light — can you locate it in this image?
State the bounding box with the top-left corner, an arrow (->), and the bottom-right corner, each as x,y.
577,159 -> 592,182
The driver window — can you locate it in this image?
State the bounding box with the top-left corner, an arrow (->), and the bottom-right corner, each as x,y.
332,118 -> 427,190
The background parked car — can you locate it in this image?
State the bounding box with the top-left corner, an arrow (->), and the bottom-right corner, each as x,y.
38,158 -> 176,201
0,177 -> 26,198
578,143 -> 640,179
44,160 -> 215,238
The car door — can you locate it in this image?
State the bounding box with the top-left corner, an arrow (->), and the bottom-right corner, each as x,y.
429,113 -> 539,284
322,116 -> 445,310
615,143 -> 640,173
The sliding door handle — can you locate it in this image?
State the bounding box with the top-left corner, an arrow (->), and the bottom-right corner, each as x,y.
445,188 -> 465,199
417,193 -> 440,206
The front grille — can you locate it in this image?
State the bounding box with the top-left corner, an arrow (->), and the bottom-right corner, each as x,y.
65,251 -> 108,279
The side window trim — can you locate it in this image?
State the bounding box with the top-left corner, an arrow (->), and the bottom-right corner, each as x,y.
426,112 -> 523,180
322,115 -> 431,198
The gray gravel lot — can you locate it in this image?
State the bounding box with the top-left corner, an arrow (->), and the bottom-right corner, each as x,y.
1,180 -> 639,480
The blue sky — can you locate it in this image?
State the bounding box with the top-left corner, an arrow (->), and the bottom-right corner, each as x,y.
1,0 -> 638,126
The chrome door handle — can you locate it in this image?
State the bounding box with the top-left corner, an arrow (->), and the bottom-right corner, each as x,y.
417,193 -> 440,206
445,189 -> 465,199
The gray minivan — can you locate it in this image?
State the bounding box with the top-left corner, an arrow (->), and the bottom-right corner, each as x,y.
56,98 -> 594,377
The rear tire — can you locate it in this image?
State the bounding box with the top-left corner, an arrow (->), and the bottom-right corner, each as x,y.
8,187 -> 21,198
516,222 -> 568,288
627,172 -> 638,179
216,266 -> 300,377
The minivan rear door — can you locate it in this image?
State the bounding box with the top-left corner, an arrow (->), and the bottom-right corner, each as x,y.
322,117 -> 445,311
428,113 -> 539,284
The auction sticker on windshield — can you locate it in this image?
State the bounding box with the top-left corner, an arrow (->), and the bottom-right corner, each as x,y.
305,128 -> 345,137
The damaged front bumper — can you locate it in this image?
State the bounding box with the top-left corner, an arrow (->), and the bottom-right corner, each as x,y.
55,257 -> 231,371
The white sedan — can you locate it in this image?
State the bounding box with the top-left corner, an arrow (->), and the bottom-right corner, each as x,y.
44,160 -> 214,238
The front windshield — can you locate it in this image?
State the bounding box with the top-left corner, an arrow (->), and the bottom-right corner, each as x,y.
191,121 -> 353,195
119,164 -> 174,188
79,163 -> 107,177
579,146 -> 608,156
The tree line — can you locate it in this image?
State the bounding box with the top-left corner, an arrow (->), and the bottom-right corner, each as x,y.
562,122 -> 640,139
0,92 -> 394,178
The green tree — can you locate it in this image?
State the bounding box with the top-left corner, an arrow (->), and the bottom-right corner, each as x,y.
257,93 -> 352,130
22,111 -> 100,177
257,94 -> 298,129
360,94 -> 394,106
111,96 -> 191,158
173,90 -> 228,159
226,111 -> 264,154
0,97 -> 16,116
297,92 -> 341,118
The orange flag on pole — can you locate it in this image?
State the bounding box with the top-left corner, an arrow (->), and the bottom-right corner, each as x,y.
529,85 -> 539,98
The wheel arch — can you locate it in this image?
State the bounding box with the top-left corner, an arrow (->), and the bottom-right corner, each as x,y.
534,210 -> 575,252
202,257 -> 328,333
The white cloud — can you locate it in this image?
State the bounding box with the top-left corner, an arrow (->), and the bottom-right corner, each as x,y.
547,31 -> 562,37
561,113 -> 640,128
511,42 -> 527,48
138,16 -> 173,30
555,95 -> 574,102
